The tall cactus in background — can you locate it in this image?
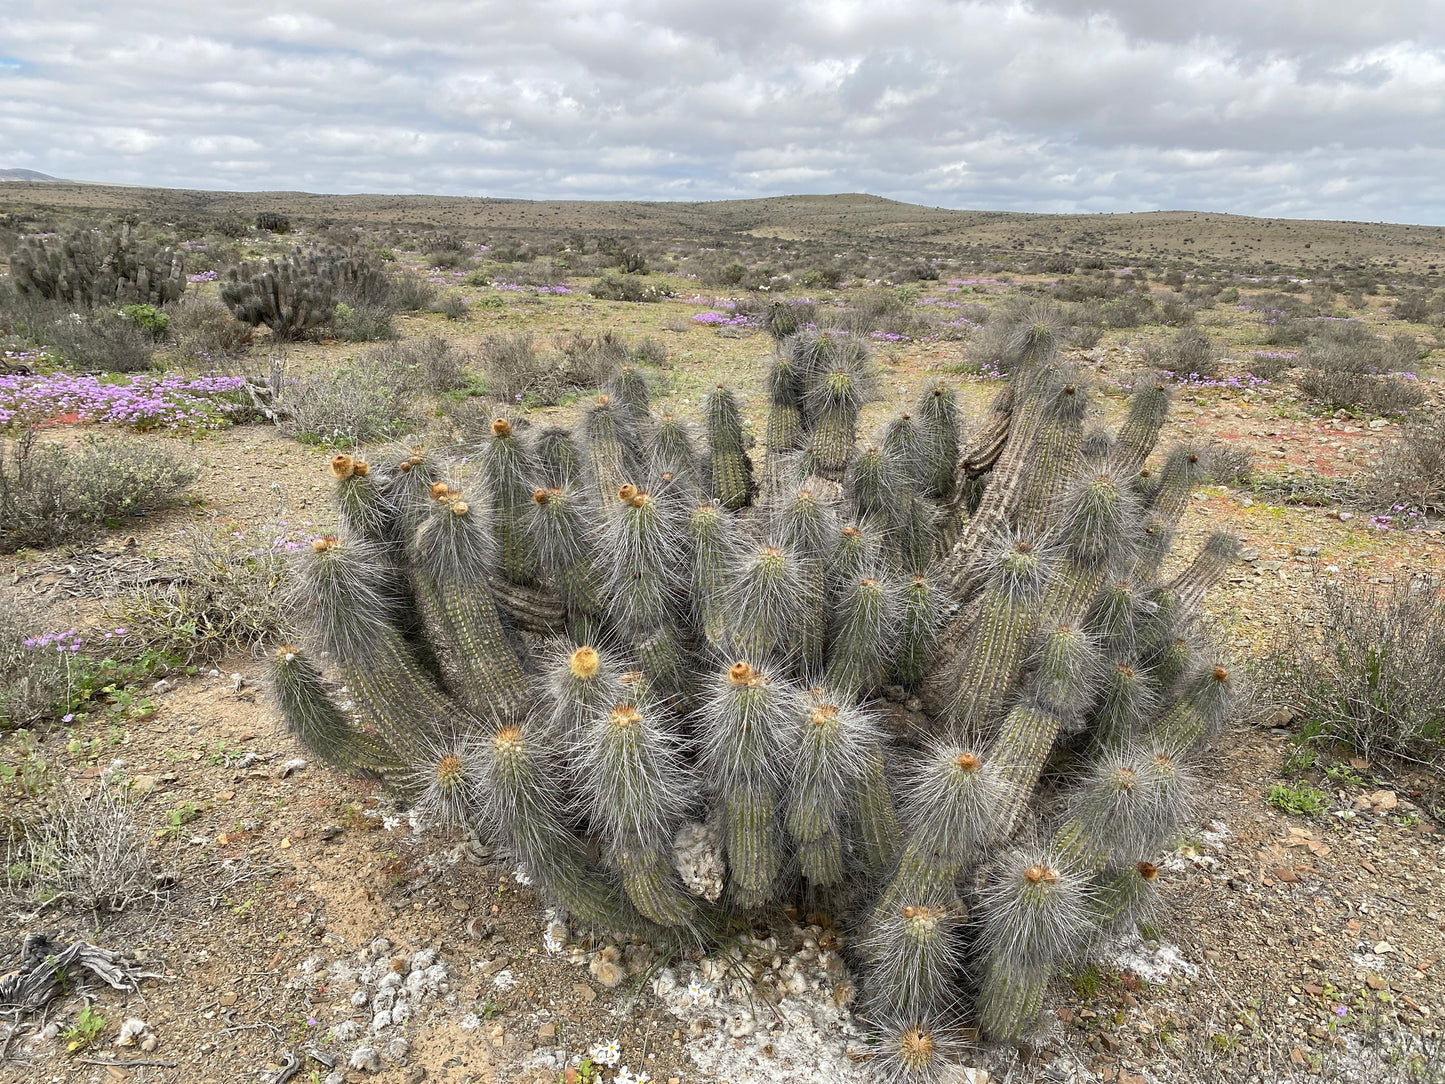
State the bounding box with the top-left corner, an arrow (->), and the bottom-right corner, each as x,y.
272,302 -> 1241,1070
221,250 -> 338,340
9,224 -> 186,307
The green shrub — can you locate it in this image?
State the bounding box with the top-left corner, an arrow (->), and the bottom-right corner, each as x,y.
1266,782 -> 1328,817
118,304 -> 169,340
0,430 -> 197,552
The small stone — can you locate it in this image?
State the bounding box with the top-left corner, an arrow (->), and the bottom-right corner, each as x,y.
152,679 -> 172,694
1294,545 -> 1320,557
130,775 -> 159,797
219,992 -> 238,1007
538,1022 -> 557,1042
1368,790 -> 1398,811
1238,547 -> 1261,562
571,982 -> 597,1004
450,898 -> 470,912
404,1069 -> 427,1084
1368,418 -> 1389,429
276,758 -> 308,779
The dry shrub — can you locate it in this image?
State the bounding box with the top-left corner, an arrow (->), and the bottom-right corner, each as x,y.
109,521 -> 294,663
1363,413 -> 1445,516
171,297 -> 253,361
0,589 -> 68,730
9,782 -> 164,913
0,430 -> 196,552
1271,575 -> 1445,767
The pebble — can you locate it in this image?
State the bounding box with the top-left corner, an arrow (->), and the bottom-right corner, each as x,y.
152,679 -> 172,694
219,992 -> 238,1007
572,982 -> 598,1004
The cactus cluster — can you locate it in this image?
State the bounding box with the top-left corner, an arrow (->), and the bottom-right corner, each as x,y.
275,328 -> 1240,1068
220,249 -> 343,340
8,224 -> 186,307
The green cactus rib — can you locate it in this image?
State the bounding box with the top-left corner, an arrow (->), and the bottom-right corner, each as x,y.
943,574 -> 1040,733
891,575 -> 938,688
856,748 -> 901,873
487,725 -> 638,931
765,401 -> 805,457
917,383 -> 961,499
824,576 -> 895,699
338,630 -> 457,756
482,422 -> 541,587
413,572 -> 528,724
937,367 -> 1063,599
726,784 -> 782,905
335,470 -> 400,548
1014,389 -> 1085,537
1090,864 -> 1159,927
271,646 -> 401,780
688,502 -> 735,648
1110,377 -> 1171,478
868,841 -> 963,931
810,403 -> 857,478
706,386 -> 755,510
976,958 -> 1051,1041
583,397 -> 640,507
796,560 -> 829,677
619,847 -> 698,928
986,699 -> 1069,837
797,831 -> 845,887
526,486 -> 603,624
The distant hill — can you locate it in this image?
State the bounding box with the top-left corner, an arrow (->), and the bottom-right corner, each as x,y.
0,168 -> 59,182
1,181 -> 1443,275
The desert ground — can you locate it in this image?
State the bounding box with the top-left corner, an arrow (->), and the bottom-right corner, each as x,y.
1,185 -> 1443,1084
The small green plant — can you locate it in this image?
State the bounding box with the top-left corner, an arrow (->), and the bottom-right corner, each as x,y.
1323,761 -> 1368,787
158,800 -> 201,841
118,303 -> 170,339
1267,782 -> 1328,816
1069,962 -> 1119,1001
61,1005 -> 108,1052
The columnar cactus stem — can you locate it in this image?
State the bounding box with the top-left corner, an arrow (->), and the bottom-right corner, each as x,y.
705,385 -> 755,510
535,426 -> 583,488
527,485 -> 604,636
776,487 -> 836,675
1110,375 -> 1171,478
917,382 -> 961,500
583,395 -> 644,507
687,501 -> 738,649
652,413 -> 702,494
786,691 -> 877,887
891,574 -> 941,689
271,643 -> 400,779
825,574 -> 901,699
481,418 -> 541,586
577,696 -> 698,926
700,662 -> 800,906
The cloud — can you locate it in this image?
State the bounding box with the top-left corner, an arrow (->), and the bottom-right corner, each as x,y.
1,1 -> 1443,222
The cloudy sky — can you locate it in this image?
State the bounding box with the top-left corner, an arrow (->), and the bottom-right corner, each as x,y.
3,1 -> 1444,222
